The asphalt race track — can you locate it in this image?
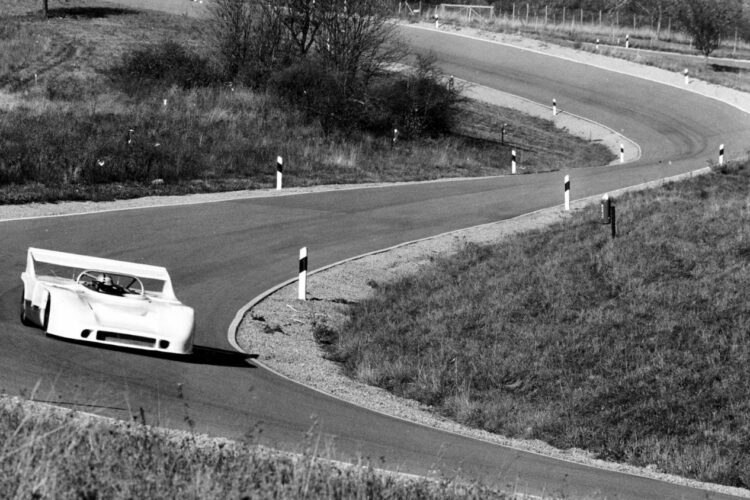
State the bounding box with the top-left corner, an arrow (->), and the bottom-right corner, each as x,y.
2,10 -> 750,499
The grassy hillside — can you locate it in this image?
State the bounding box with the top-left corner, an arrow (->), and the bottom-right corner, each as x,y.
0,0 -> 612,205
328,161 -> 750,489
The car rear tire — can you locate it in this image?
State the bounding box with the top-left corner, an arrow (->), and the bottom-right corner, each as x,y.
20,290 -> 34,327
42,298 -> 51,332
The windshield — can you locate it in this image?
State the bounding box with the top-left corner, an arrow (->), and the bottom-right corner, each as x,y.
77,270 -> 145,297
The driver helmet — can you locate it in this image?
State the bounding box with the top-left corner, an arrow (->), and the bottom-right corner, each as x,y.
98,274 -> 113,286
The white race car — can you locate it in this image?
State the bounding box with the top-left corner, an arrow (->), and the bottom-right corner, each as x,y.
20,247 -> 195,355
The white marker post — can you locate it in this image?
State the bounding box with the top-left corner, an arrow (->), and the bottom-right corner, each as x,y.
553,98 -> 557,116
625,34 -> 629,49
511,149 -> 517,174
298,247 -> 308,301
595,38 -> 600,50
719,144 -> 725,166
620,143 -> 625,163
684,68 -> 689,85
435,14 -> 439,29
564,175 -> 570,211
276,156 -> 283,190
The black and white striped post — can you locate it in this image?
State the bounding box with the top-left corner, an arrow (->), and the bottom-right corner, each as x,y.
625,34 -> 629,49
276,156 -> 283,190
619,143 -> 625,163
553,98 -> 557,116
511,149 -> 517,174
600,194 -> 611,224
684,68 -> 689,85
564,175 -> 570,211
719,144 -> 725,166
298,247 -> 308,301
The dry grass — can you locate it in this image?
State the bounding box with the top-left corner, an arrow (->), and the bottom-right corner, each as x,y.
0,396 -> 515,499
329,160 -> 750,489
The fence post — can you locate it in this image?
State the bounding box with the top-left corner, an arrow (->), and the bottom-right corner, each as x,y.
298,247 -> 307,301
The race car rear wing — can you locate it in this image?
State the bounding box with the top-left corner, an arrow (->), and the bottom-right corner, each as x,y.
26,247 -> 177,299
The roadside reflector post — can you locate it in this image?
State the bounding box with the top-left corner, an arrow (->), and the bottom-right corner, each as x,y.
625,34 -> 629,49
564,175 -> 570,211
392,128 -> 399,148
620,143 -> 625,163
719,144 -> 725,166
595,38 -> 600,50
610,200 -> 617,238
553,98 -> 557,116
434,13 -> 439,28
501,123 -> 507,145
276,156 -> 283,190
298,247 -> 307,301
600,194 -> 611,224
684,68 -> 689,85
511,149 -> 517,174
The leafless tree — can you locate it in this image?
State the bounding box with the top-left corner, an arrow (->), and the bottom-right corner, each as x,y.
209,0 -> 256,78
273,0 -> 322,57
315,0 -> 405,92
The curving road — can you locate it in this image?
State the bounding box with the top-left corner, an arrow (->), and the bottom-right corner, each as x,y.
2,14 -> 750,499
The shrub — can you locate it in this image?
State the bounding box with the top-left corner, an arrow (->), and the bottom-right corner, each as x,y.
109,40 -> 219,92
268,59 -> 363,133
364,55 -> 463,138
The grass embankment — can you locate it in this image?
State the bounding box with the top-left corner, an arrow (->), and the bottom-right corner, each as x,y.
425,13 -> 750,92
0,398 -> 509,499
0,1 -> 611,205
327,161 -> 750,489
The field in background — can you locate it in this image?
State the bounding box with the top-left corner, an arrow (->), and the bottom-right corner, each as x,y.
0,0 -> 611,205
330,161 -> 750,489
404,4 -> 750,92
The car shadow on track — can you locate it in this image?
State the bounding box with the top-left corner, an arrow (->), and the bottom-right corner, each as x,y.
186,345 -> 258,367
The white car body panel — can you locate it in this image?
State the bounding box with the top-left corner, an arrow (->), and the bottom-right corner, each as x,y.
20,248 -> 194,355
